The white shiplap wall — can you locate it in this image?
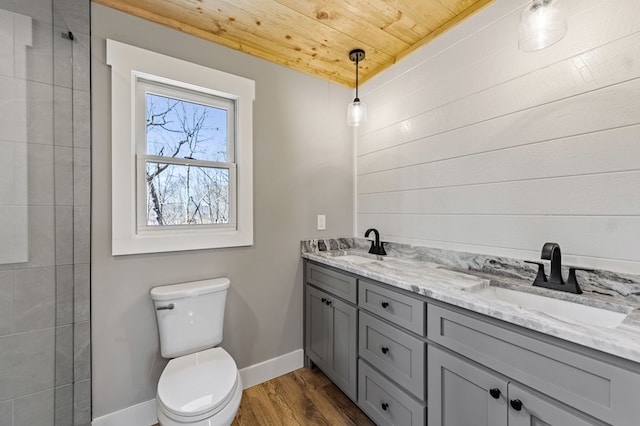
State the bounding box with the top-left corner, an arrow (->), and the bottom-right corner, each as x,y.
356,0 -> 640,274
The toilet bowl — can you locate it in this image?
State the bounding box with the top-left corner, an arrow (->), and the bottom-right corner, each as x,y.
156,348 -> 242,426
151,279 -> 241,426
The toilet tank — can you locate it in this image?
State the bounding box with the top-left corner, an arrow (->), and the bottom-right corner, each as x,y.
150,278 -> 230,358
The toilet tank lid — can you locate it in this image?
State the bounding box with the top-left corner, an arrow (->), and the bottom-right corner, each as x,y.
150,278 -> 230,301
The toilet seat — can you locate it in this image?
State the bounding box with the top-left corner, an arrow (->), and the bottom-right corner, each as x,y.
157,347 -> 239,421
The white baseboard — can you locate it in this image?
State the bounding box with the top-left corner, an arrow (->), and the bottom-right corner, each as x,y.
92,348 -> 304,426
91,399 -> 157,426
239,348 -> 304,389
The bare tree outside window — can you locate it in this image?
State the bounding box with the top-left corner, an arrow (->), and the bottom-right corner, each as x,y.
144,93 -> 232,226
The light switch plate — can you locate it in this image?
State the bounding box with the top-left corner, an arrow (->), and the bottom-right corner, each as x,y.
317,214 -> 326,230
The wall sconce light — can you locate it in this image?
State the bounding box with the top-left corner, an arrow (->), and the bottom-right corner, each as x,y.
518,0 -> 567,52
347,48 -> 367,127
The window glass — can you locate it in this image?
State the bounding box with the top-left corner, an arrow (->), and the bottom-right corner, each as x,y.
145,162 -> 230,226
145,92 -> 230,162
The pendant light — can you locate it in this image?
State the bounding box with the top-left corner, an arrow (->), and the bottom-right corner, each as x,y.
347,49 -> 367,127
518,0 -> 567,52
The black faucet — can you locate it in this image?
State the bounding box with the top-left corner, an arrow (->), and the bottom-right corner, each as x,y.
526,242 -> 593,294
364,228 -> 386,256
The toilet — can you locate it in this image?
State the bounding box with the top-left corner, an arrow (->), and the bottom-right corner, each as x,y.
150,278 -> 242,426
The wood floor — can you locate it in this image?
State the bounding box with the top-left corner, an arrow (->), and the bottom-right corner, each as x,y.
233,367 -> 374,425
154,367 -> 374,425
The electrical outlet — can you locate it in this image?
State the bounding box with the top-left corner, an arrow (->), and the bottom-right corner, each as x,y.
317,214 -> 326,230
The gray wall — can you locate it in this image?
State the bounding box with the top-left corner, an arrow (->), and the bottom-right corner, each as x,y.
91,4 -> 354,418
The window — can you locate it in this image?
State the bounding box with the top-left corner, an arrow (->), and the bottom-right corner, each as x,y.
107,40 -> 254,255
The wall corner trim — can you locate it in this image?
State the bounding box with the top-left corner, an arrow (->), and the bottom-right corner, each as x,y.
91,348 -> 304,425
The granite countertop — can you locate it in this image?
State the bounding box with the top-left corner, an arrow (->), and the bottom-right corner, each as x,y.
302,246 -> 640,365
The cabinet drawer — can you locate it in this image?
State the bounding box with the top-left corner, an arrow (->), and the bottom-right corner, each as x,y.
359,311 -> 425,400
359,280 -> 425,335
306,262 -> 356,303
358,360 -> 425,426
428,303 -> 640,426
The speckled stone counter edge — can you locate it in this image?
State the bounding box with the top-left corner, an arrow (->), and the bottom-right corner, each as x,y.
301,238 -> 640,306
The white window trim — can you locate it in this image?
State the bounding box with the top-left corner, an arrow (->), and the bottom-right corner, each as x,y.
106,39 -> 254,255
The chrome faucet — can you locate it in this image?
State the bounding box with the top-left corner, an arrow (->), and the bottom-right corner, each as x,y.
364,228 -> 386,256
526,242 -> 593,294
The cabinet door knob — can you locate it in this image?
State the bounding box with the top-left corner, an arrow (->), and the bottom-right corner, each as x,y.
381,346 -> 389,354
381,402 -> 389,411
381,301 -> 389,309
510,399 -> 523,411
326,299 -> 332,306
321,298 -> 326,303
489,388 -> 501,399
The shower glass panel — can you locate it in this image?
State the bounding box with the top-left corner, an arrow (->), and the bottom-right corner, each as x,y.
0,0 -> 90,425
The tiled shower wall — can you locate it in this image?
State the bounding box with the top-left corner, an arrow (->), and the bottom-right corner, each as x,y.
0,0 -> 90,424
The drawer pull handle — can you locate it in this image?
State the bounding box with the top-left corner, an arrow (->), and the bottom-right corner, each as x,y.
489,388 -> 501,399
381,346 -> 389,354
381,301 -> 389,309
510,399 -> 523,411
156,303 -> 174,311
381,402 -> 389,411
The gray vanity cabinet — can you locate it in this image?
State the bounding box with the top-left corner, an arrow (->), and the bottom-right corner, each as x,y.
305,264 -> 357,401
508,383 -> 607,426
428,345 -> 508,426
357,279 -> 427,424
428,346 -> 604,426
428,302 -> 638,425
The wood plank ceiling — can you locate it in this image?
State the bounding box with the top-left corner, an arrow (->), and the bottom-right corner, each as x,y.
93,0 -> 494,87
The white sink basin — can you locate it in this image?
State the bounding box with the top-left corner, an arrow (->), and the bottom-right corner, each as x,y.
472,286 -> 628,329
334,255 -> 377,265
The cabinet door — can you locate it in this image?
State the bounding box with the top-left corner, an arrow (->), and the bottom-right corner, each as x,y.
305,284 -> 357,401
508,383 -> 606,426
326,294 -> 357,401
428,346 -> 508,426
305,285 -> 330,369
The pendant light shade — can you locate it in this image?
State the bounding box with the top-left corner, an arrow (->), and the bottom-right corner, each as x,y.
518,0 -> 567,52
347,49 -> 367,127
347,99 -> 367,127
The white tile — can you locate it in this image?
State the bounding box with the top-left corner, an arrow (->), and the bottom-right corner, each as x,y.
54,86 -> 72,147
27,143 -> 54,206
56,265 -> 73,325
0,10 -> 14,78
55,206 -> 73,266
55,384 -> 73,426
0,140 -> 28,206
0,271 -> 13,336
73,263 -> 89,323
72,89 -> 89,149
55,325 -> 73,386
0,206 -> 28,265
13,388 -> 54,426
25,20 -> 53,85
0,328 -> 55,401
26,206 -> 56,268
73,147 -> 90,207
55,146 -> 73,206
0,399 -> 13,426
13,267 -> 55,333
26,81 -> 54,145
0,76 -> 27,142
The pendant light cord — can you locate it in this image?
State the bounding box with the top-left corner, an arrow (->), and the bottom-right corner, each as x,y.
355,56 -> 359,101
